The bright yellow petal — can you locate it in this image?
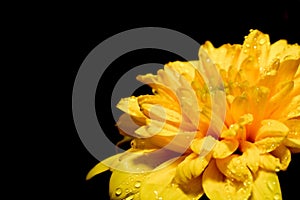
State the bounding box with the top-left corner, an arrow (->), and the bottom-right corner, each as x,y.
86,153 -> 122,180
139,157 -> 203,200
254,120 -> 289,153
203,159 -> 252,200
109,170 -> 147,200
259,153 -> 281,172
116,96 -> 147,123
242,142 -> 260,174
174,152 -> 211,184
251,170 -> 282,200
230,94 -> 249,122
265,81 -> 294,117
271,144 -> 291,171
212,138 -> 239,159
164,61 -> 196,83
283,119 -> 300,150
216,154 -> 252,182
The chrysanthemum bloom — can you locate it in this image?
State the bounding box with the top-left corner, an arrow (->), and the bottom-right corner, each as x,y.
87,29 -> 300,200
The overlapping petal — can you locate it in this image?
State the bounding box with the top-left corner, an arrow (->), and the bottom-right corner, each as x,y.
87,29 -> 300,200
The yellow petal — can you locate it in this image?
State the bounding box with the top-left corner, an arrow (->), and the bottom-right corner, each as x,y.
271,145 -> 291,171
109,170 -> 147,200
230,94 -> 249,122
268,40 -> 288,64
203,160 -> 252,200
242,142 -> 260,173
174,152 -> 211,184
139,157 -> 203,200
259,153 -> 281,172
116,97 -> 147,123
276,58 -> 300,83
266,81 -> 294,117
216,154 -> 252,182
254,120 -> 289,152
283,119 -> 300,150
86,153 -> 122,180
140,103 -> 182,126
164,61 -> 196,83
212,138 -> 239,159
251,170 -> 282,200
255,120 -> 289,141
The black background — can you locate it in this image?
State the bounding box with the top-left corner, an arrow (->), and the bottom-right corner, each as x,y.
14,1 -> 300,199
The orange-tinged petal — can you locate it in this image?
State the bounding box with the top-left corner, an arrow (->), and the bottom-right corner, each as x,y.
230,94 -> 249,122
203,160 -> 252,200
251,170 -> 282,200
266,81 -> 294,117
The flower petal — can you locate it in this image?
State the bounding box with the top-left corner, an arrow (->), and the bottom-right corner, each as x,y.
283,119 -> 300,150
259,153 -> 281,172
271,144 -> 291,171
251,170 -> 282,200
212,138 -> 239,159
86,153 -> 122,180
174,152 -> 211,184
255,120 -> 289,153
203,160 -> 252,200
139,157 -> 203,200
216,154 -> 252,182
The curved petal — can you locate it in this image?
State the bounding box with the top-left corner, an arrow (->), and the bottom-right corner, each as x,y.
255,120 -> 289,153
259,153 -> 281,172
216,154 -> 252,182
139,157 -> 203,200
251,170 -> 282,200
174,152 -> 211,184
283,119 -> 300,151
271,145 -> 291,171
212,138 -> 239,159
86,153 -> 123,180
203,160 -> 252,200
109,170 -> 147,200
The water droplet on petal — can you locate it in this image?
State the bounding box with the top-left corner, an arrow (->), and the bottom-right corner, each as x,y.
125,195 -> 134,200
274,193 -> 281,200
115,188 -> 122,196
134,181 -> 141,188
259,38 -> 266,45
267,181 -> 276,191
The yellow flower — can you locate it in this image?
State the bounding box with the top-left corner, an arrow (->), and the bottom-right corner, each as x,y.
87,29 -> 300,200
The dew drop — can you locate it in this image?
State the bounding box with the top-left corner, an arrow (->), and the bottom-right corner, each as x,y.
125,195 -> 134,200
259,38 -> 266,45
115,188 -> 122,196
134,181 -> 141,188
273,193 -> 281,200
267,181 -> 276,191
275,166 -> 280,172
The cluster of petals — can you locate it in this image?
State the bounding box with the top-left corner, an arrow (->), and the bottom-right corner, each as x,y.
87,29 -> 300,200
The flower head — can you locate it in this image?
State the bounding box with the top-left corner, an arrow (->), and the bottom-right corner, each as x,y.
87,29 -> 300,200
